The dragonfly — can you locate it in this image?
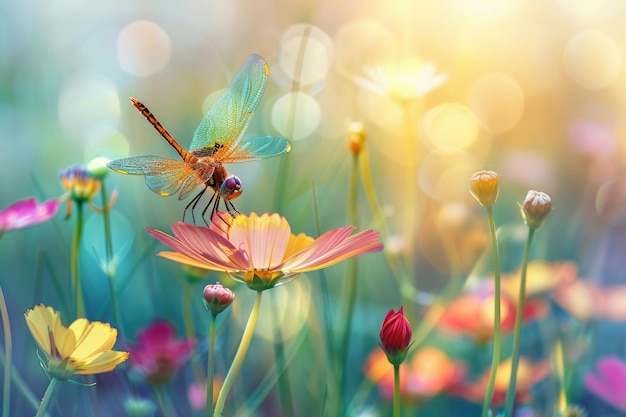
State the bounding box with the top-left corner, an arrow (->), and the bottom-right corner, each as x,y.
107,54 -> 290,225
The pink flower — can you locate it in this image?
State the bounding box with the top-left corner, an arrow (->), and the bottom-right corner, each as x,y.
128,321 -> 194,385
584,356 -> 626,411
0,197 -> 59,233
147,213 -> 383,291
203,283 -> 235,315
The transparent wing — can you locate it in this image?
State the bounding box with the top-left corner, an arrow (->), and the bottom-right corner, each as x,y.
221,136 -> 291,164
190,54 -> 269,155
107,155 -> 205,199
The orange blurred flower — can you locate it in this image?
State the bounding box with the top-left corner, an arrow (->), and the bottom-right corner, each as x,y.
449,357 -> 550,405
438,286 -> 549,343
500,261 -> 578,300
552,280 -> 626,321
365,347 -> 466,404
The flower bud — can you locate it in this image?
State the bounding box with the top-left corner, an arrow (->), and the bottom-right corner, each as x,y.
203,283 -> 235,315
86,156 -> 112,179
521,190 -> 552,229
60,164 -> 102,203
347,121 -> 366,156
469,170 -> 500,207
379,306 -> 412,365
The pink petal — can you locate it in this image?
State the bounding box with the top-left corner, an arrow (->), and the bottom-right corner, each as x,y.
584,357 -> 626,410
279,228 -> 383,272
0,197 -> 59,231
228,213 -> 291,269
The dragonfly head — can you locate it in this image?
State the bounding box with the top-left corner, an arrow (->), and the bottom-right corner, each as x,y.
220,175 -> 242,201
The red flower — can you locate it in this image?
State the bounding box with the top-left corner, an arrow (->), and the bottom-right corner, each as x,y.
128,321 -> 194,385
380,306 -> 412,364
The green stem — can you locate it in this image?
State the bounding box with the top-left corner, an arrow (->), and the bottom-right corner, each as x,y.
503,228 -> 535,416
214,291 -> 263,417
0,345 -> 39,411
35,377 -> 58,417
481,206 -> 502,417
0,287 -> 11,417
206,314 -> 216,417
337,153 -> 360,415
71,202 -> 85,318
359,140 -> 416,310
182,282 -> 204,383
271,304 -> 294,417
154,385 -> 177,417
393,364 -> 401,417
100,181 -> 124,337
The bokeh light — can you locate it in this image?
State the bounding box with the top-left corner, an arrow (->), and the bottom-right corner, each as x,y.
117,20 -> 172,77
468,73 -> 525,135
58,72 -> 121,139
420,104 -> 482,151
563,30 -> 622,90
279,24 -> 334,87
271,92 -> 321,140
418,150 -> 478,201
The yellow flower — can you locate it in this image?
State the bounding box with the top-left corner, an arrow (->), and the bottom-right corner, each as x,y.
25,305 -> 128,380
469,170 -> 500,207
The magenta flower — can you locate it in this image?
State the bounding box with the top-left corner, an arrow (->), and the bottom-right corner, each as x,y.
147,212 -> 383,291
0,197 -> 59,233
128,321 -> 194,385
584,356 -> 626,411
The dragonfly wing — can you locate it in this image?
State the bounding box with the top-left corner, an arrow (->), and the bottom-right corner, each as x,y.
221,136 -> 291,163
108,155 -> 202,199
190,54 -> 269,154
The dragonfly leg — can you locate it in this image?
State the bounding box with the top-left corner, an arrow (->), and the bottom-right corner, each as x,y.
184,187 -> 207,225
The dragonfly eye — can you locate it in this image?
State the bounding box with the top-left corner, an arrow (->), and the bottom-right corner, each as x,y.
221,175 -> 243,201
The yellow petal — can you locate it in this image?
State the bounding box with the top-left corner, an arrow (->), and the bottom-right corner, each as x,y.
70,320 -> 118,360
74,350 -> 129,375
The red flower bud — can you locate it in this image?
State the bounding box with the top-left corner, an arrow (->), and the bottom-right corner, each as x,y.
379,306 -> 412,365
203,283 -> 235,315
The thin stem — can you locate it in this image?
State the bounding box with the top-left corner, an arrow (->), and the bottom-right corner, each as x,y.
35,377 -> 58,417
154,385 -> 177,417
0,345 -> 39,411
100,181 -> 124,337
0,287 -> 11,417
359,140 -> 416,310
274,326 -> 294,417
71,202 -> 85,318
182,281 -> 204,383
337,153 -> 360,415
214,291 -> 263,417
206,314 -> 217,417
481,206 -> 502,417
503,228 -> 535,417
393,364 -> 401,417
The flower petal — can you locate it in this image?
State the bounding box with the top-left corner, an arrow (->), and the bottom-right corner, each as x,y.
228,213 -> 292,269
74,350 -> 129,375
69,320 -> 118,359
279,228 -> 383,272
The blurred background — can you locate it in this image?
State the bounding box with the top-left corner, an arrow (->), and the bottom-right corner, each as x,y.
2,0 -> 626,416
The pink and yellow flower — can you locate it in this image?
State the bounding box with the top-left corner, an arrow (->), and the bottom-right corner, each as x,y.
147,213 -> 383,291
0,197 -> 59,233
